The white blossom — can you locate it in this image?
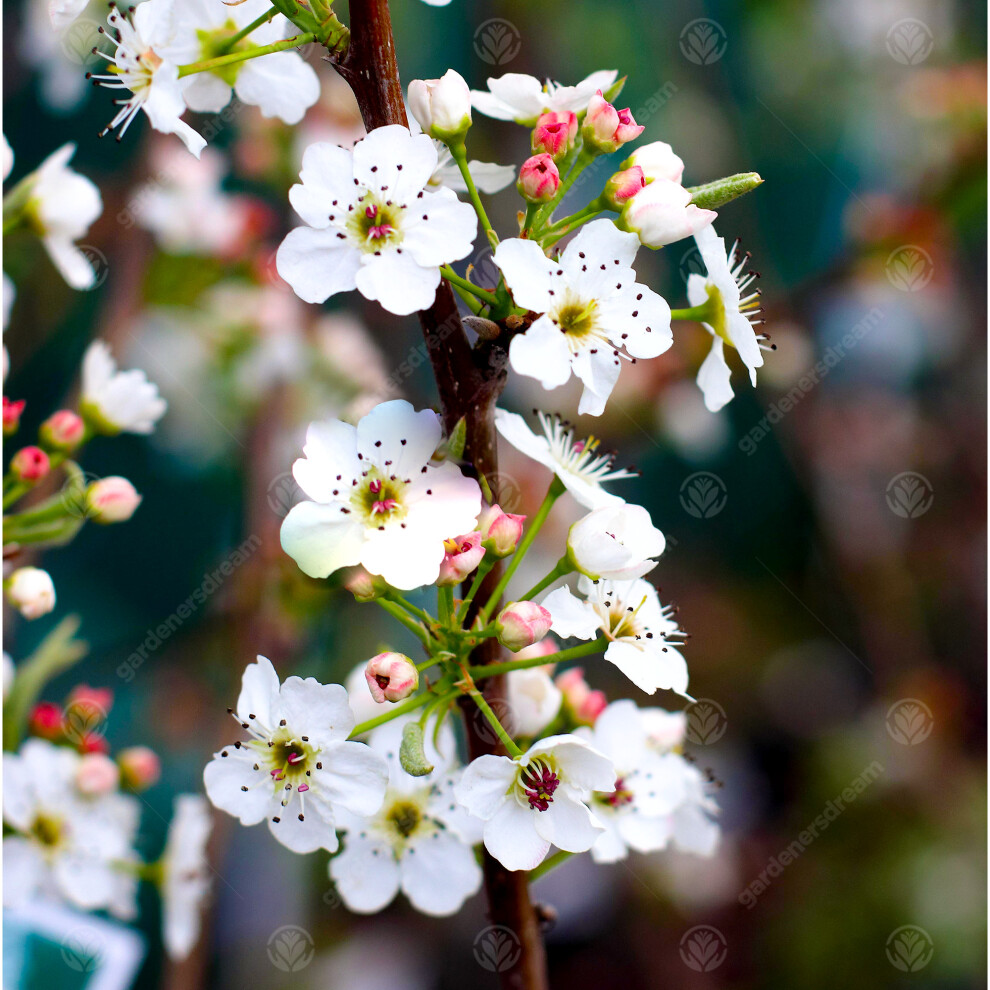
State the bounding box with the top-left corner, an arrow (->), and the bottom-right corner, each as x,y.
6,567 -> 56,620
494,221 -> 672,416
161,794 -> 212,960
541,576 -> 690,697
471,70 -> 619,125
455,734 -> 615,871
494,408 -> 635,509
330,718 -> 482,916
567,503 -> 665,581
506,665 -> 563,738
280,400 -> 482,590
277,127 -> 477,315
203,655 -> 388,854
81,340 -> 167,435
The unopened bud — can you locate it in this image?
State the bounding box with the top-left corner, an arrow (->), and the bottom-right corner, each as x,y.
365,652 -> 419,703
496,601 -> 553,653
532,110 -> 577,160
581,90 -> 644,155
555,667 -> 607,726
40,410 -> 86,452
6,567 -> 55,619
408,69 -> 472,141
10,446 -> 49,483
345,567 -> 389,602
85,476 -> 142,523
602,166 -> 647,210
118,745 -> 161,791
437,532 -> 485,586
477,504 -> 525,557
29,700 -> 64,739
76,752 -> 120,795
517,154 -> 560,203
3,397 -> 25,435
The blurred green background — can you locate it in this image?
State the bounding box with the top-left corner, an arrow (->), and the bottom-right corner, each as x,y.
3,0 -> 986,986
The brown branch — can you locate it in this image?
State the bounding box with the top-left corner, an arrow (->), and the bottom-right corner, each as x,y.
332,2 -> 548,987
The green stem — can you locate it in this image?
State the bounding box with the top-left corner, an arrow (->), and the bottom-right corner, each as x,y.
217,5 -> 279,51
374,598 -> 430,646
469,686 -> 522,757
348,689 -> 434,737
2,482 -> 31,511
480,478 -> 565,623
387,593 -> 433,626
533,148 -> 594,230
541,201 -> 605,239
441,266 -> 497,304
438,585 -> 454,626
517,557 -> 572,603
529,849 -> 573,881
670,302 -> 715,322
456,556 -> 496,625
521,202 -> 541,237
450,282 -> 484,314
177,33 -> 315,78
468,636 -> 609,680
449,143 -> 498,249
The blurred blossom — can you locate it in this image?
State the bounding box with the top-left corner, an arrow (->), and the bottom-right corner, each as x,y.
655,381 -> 729,461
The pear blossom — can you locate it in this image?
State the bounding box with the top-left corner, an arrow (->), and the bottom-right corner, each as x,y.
203,655 -> 388,854
471,70 -> 619,125
118,746 -> 161,791
687,224 -> 768,412
3,397 -> 24,435
496,601 -> 553,653
493,220 -> 673,416
81,340 -> 167,435
506,665 -> 563,737
619,178 -> 716,249
602,166 -> 647,209
6,567 -> 56,620
277,127 -> 478,316
541,576 -> 690,697
581,90 -> 644,154
622,141 -> 687,184
494,409 -> 635,509
89,5 -> 207,157
364,652 -> 419,703
25,144 -> 102,290
161,794 -> 212,959
555,667 -> 607,726
10,446 -> 50,483
437,531 -> 485,586
517,154 -> 560,202
566,503 -> 665,581
85,476 -> 142,523
280,400 -> 482,590
666,762 -> 721,856
532,111 -> 578,159
3,739 -> 139,911
455,734 -> 615,871
154,0 -> 320,126
407,115 -> 514,196
330,718 -> 482,916
477,503 -> 525,557
408,69 -> 472,140
39,410 -> 85,451
577,700 -> 691,863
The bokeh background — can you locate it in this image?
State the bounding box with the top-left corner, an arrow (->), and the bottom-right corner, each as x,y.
3,0 -> 986,986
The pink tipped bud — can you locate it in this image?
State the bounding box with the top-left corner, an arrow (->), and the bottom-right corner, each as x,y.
555,667 -> 608,726
517,154 -> 560,203
603,166 -> 647,209
29,701 -> 64,740
118,745 -> 161,791
67,684 -> 114,716
477,504 -> 525,558
76,752 -> 120,796
345,567 -> 389,602
496,601 -> 553,653
6,567 -> 55,619
582,91 -> 645,154
531,110 -> 578,159
437,531 -> 485,586
3,397 -> 25,435
365,652 -> 419,703
40,410 -> 86,452
85,476 -> 142,523
10,446 -> 50,483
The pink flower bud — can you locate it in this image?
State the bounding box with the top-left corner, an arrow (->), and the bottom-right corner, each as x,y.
515,636 -> 560,661
67,684 -> 114,716
477,504 -> 525,558
531,111 -> 578,159
79,733 -> 110,755
345,567 -> 389,602
437,531 -> 485,586
496,601 -> 553,653
3,397 -> 25,435
118,745 -> 161,791
555,667 -> 607,726
10,446 -> 50,483
40,410 -> 86,451
29,701 -> 64,740
603,166 -> 647,209
85,476 -> 142,523
582,91 -> 644,154
76,752 -> 120,795
517,154 -> 560,203
6,567 -> 55,619
365,652 -> 419,703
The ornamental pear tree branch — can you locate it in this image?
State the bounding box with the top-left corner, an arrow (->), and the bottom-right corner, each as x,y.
327,1 -> 548,986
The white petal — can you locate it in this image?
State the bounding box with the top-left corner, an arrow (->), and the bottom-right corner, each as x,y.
53,850 -> 118,909
354,252 -> 441,316
355,399 -> 440,468
596,283 -> 672,360
402,187 -> 477,267
181,73 -> 232,114
561,219 -> 640,274
42,237 -> 95,290
290,142 -> 357,229
465,160 -> 516,193
236,654 -> 281,726
280,500 -> 366,579
276,226 -> 361,304
2,837 -> 45,907
352,125 -> 437,203
278,677 -> 354,745
526,736 -> 616,793
572,348 -> 622,417
483,800 -> 549,871
318,740 -> 388,816
330,834 -> 400,912
203,750 -> 271,825
696,337 -> 734,412
617,810 -> 672,853
292,419 -> 361,502
454,754 -> 515,820
540,587 -> 602,641
234,53 -> 320,125
509,316 -> 574,391
604,641 -> 690,697
493,237 -> 555,313
401,831 -> 482,915
532,794 -> 603,852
